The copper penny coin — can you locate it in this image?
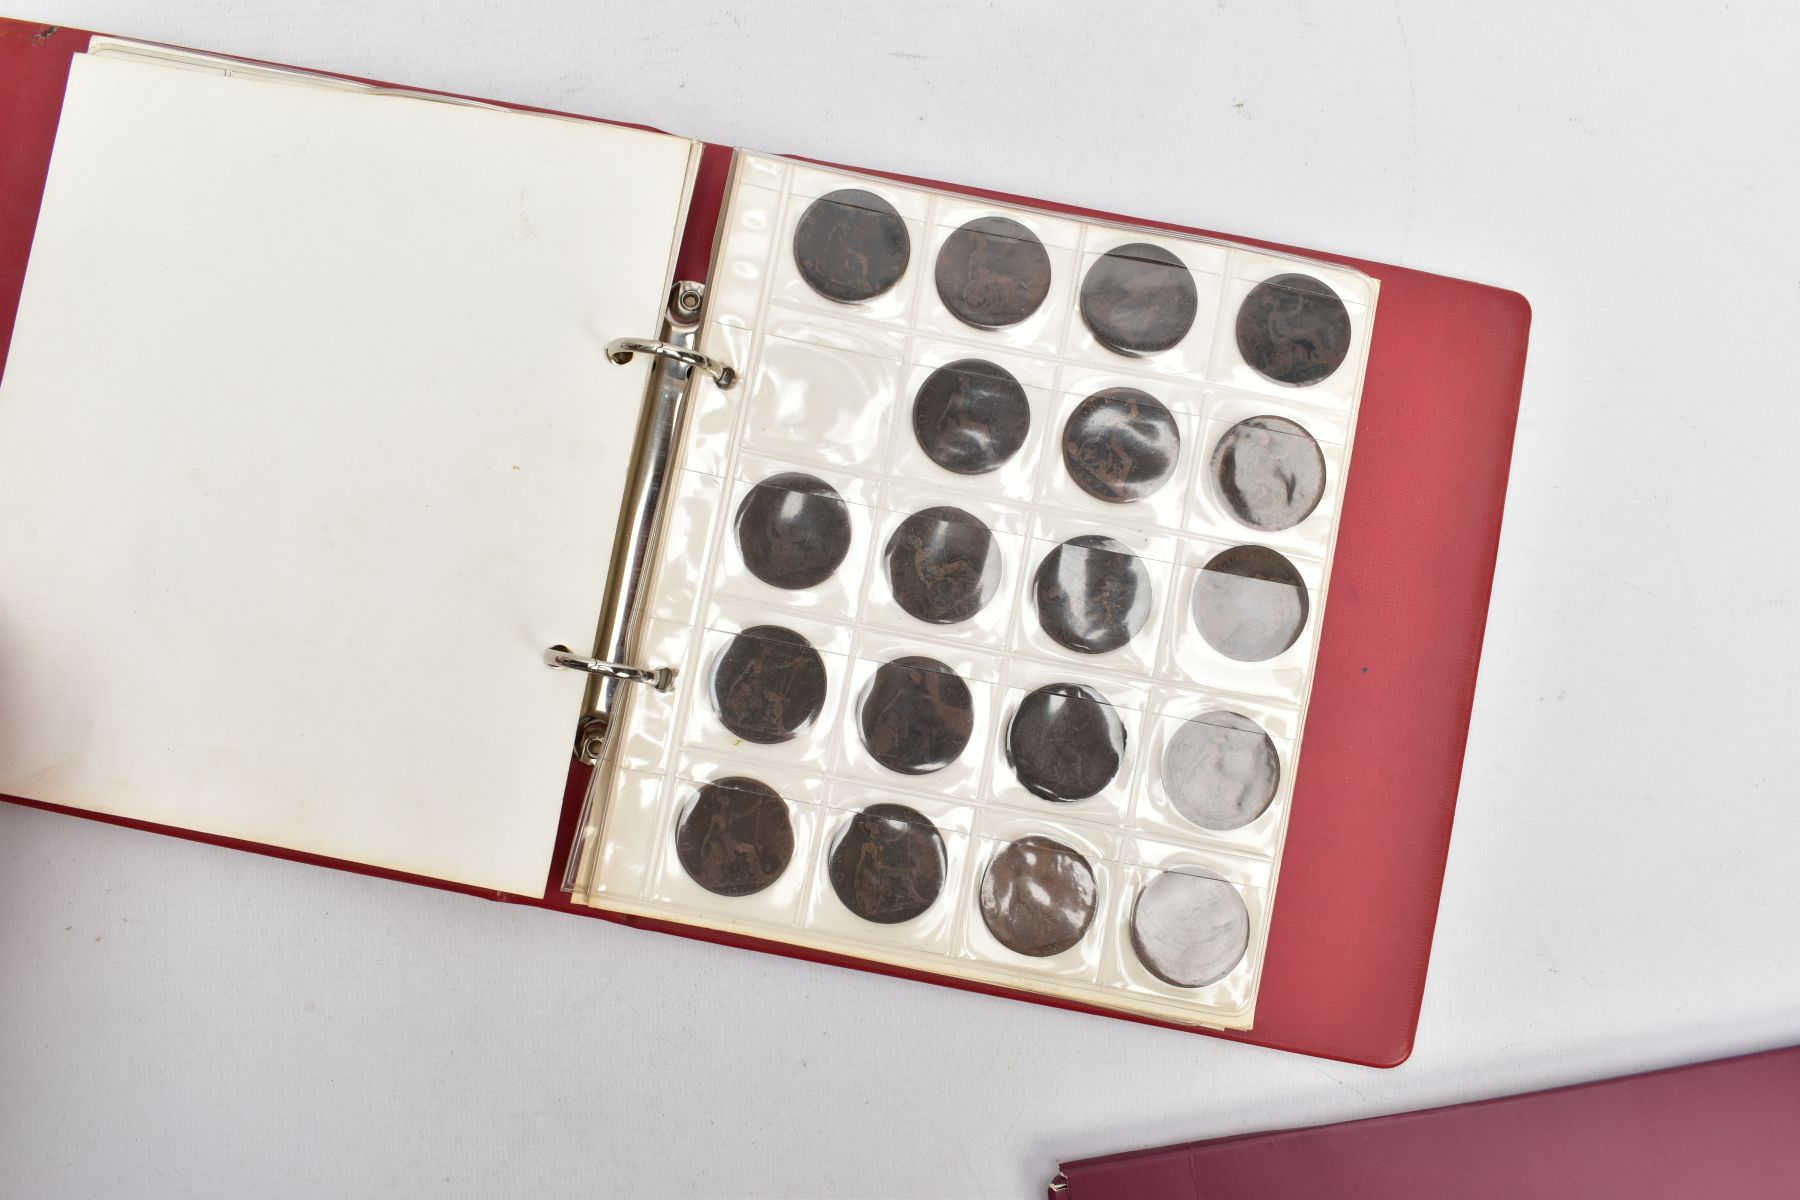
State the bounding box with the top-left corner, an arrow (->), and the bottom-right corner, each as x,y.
1162,712 -> 1280,830
912,358 -> 1032,475
710,625 -> 828,744
1033,534 -> 1152,655
1129,866 -> 1250,988
675,776 -> 795,897
979,836 -> 1097,957
883,505 -> 1001,625
828,802 -> 946,924
1062,387 -> 1181,503
934,215 -> 1052,329
734,471 -> 852,589
1006,683 -> 1126,802
792,188 -> 910,303
1210,416 -> 1326,532
1235,272 -> 1352,386
1079,241 -> 1198,356
857,654 -> 974,775
1190,545 -> 1308,662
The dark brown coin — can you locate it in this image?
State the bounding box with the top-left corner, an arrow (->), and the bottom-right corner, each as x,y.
1210,416 -> 1326,532
1190,545 -> 1308,662
734,471 -> 852,589
1130,866 -> 1250,988
1079,241 -> 1198,356
828,802 -> 946,924
912,358 -> 1031,475
1033,534 -> 1152,655
1062,387 -> 1181,503
979,836 -> 1097,957
710,625 -> 828,744
674,776 -> 795,897
1162,712 -> 1280,830
1006,683 -> 1126,802
792,188 -> 910,303
1235,272 -> 1352,386
934,215 -> 1052,329
857,655 -> 974,775
883,505 -> 1001,625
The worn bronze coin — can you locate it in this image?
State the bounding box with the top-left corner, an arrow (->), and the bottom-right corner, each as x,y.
1235,272 -> 1352,386
1033,534 -> 1152,655
828,802 -> 946,924
883,505 -> 1001,625
1190,545 -> 1308,662
1162,712 -> 1280,830
1006,683 -> 1126,802
979,836 -> 1097,957
734,471 -> 852,589
912,358 -> 1032,475
710,624 -> 828,744
1062,387 -> 1181,503
1079,241 -> 1198,356
675,776 -> 795,897
1129,867 -> 1250,988
792,188 -> 910,304
1210,416 -> 1326,532
857,654 -> 974,775
934,215 -> 1052,329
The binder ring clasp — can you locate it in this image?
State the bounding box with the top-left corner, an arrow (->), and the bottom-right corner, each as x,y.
605,337 -> 737,390
544,645 -> 675,692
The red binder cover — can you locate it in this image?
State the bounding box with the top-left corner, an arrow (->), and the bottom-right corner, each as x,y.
0,17 -> 1530,1065
1054,1046 -> 1800,1199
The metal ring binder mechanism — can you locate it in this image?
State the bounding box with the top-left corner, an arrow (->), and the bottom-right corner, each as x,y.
603,336 -> 737,390
542,645 -> 673,690
544,279 -> 731,768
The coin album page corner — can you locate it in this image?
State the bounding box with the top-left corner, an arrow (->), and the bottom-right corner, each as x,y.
570,151 -> 1379,1030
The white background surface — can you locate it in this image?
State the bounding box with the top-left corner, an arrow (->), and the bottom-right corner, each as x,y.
3,2 -> 1797,1197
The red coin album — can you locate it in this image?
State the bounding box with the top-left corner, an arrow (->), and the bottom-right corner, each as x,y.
0,17 -> 1530,1064
1050,1046 -> 1800,1198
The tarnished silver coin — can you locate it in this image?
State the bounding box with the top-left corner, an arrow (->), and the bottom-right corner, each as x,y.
1190,545 -> 1308,662
1129,867 -> 1250,988
1162,711 -> 1280,830
1209,416 -> 1326,532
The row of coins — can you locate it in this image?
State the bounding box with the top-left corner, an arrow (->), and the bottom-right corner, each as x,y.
736,485 -> 1311,662
674,782 -> 1252,987
709,629 -> 1282,829
793,188 -> 1353,387
910,358 -> 1327,532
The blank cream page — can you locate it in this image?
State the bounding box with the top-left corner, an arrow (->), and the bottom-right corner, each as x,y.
0,52 -> 698,895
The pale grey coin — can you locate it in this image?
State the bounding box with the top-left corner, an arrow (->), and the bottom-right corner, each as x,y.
1190,545 -> 1308,662
1129,866 -> 1250,988
1209,415 -> 1326,532
1161,711 -> 1280,830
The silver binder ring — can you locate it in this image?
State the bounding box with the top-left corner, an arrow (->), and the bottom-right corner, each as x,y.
544,645 -> 675,692
605,337 -> 737,390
